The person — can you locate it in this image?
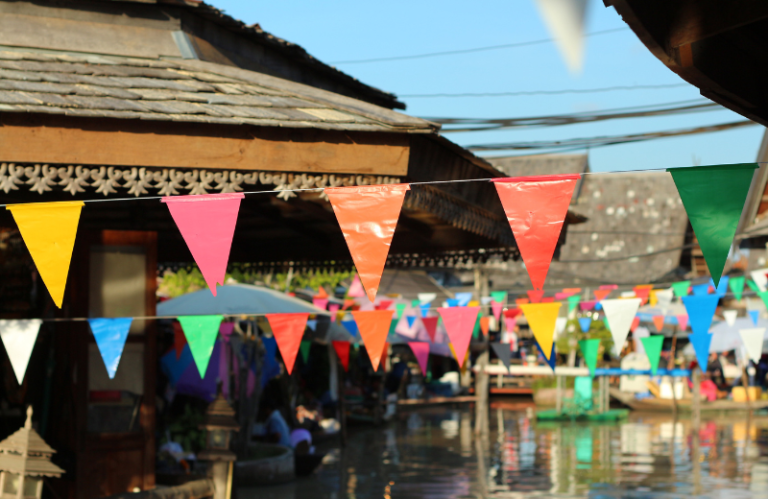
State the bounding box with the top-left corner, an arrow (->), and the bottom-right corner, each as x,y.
706,352 -> 727,390
263,399 -> 291,447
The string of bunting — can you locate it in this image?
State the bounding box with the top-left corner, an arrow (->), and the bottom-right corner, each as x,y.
1,163 -> 762,387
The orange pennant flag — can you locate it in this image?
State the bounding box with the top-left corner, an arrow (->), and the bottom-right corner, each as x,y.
266,313 -> 309,375
315,286 -> 328,299
351,310 -> 393,369
480,316 -> 491,336
593,289 -> 611,302
326,184 -> 410,302
652,315 -> 665,332
527,290 -> 545,303
515,298 -> 530,305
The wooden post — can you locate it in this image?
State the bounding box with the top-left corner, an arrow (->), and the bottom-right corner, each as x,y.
692,367 -> 701,432
474,266 -> 490,436
555,375 -> 563,414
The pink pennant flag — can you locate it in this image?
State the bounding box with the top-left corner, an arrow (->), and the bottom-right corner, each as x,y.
328,303 -> 340,314
676,314 -> 688,332
348,274 -> 365,298
162,193 -> 244,296
491,301 -> 503,321
600,284 -> 619,290
438,306 -> 481,367
579,300 -> 596,311
409,342 -> 430,376
527,290 -> 545,303
541,297 -> 555,303
554,292 -> 569,300
313,298 -> 329,310
421,316 -> 439,342
505,316 -> 517,333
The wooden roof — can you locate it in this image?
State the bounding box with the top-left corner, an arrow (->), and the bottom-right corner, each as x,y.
604,0 -> 768,126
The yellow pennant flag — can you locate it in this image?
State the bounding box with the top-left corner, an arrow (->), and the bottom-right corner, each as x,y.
7,201 -> 84,308
520,302 -> 562,361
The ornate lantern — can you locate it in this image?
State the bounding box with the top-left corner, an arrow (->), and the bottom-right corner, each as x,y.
0,407 -> 64,499
198,392 -> 240,462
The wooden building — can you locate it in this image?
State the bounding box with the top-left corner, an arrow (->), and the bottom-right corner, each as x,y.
0,1 -> 587,498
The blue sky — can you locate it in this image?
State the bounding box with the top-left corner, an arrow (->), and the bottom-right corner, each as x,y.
211,0 -> 764,172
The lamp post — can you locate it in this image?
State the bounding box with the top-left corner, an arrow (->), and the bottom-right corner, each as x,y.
0,407 -> 63,499
199,393 -> 239,499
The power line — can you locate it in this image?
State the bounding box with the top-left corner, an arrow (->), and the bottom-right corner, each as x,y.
431,100 -> 720,133
329,27 -> 628,65
466,120 -> 757,152
400,83 -> 692,98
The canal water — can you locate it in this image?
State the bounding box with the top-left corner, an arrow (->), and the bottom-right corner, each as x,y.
237,401 -> 768,499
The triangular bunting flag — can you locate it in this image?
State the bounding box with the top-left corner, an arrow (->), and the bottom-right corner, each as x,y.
578,338 -> 600,377
691,283 -> 711,296
747,279 -> 761,293
307,319 -> 317,331
532,334 -> 556,371
710,276 -> 729,298
472,313 -> 481,340
640,335 -> 664,375
676,315 -> 688,332
490,291 -> 507,303
750,310 -> 760,325
682,294 -> 719,337
341,319 -> 359,338
326,184 -> 410,302
564,287 -> 582,295
343,299 -> 357,310
578,317 -> 592,333
329,303 -> 340,314
266,313 -> 309,375
89,317 -> 133,379
419,304 -> 431,318
759,290 -> 768,311
300,340 -> 312,364
379,341 -> 389,372
406,316 -> 417,328
348,274 -> 365,298
655,289 -> 674,310
421,316 -> 439,342
515,298 -> 530,305
491,342 -> 511,373
313,298 -> 329,310
652,315 -> 665,333
535,0 -> 588,73
504,308 -> 522,319
519,302 -> 562,361
351,310 -> 392,369
0,319 -> 42,384
634,288 -> 650,305
455,292 -> 473,307
527,290 -> 545,303
630,316 -> 640,333
315,287 -> 328,299
480,316 -> 491,336
174,322 -> 187,359
409,342 -> 430,376
491,301 -> 503,321
739,328 -> 765,363
395,303 -> 407,318
723,310 -> 738,327
178,315 -> 224,378
579,300 -> 596,312
438,306 -> 481,367
671,280 -> 691,298
332,341 -> 351,372
446,299 -> 460,308
163,193 -> 243,297
376,300 -> 394,311
567,294 -> 581,314
418,293 -> 437,304
729,276 -> 745,301
668,164 -> 757,287
689,331 -> 712,371
7,201 -> 84,308
493,175 -> 579,290
601,298 -> 642,355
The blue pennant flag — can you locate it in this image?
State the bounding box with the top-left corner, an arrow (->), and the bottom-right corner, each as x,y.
709,276 -> 729,298
420,303 -> 430,317
691,283 -> 711,296
342,319 -> 359,337
455,292 -> 473,307
307,319 -> 317,331
749,310 -> 760,325
682,294 -> 719,336
446,298 -> 460,308
89,318 -> 133,379
406,316 -> 417,328
595,302 -> 602,311
578,317 -> 592,333
689,331 -> 712,371
532,334 -> 556,371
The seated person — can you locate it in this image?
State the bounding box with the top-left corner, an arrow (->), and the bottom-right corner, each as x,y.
262,398 -> 292,447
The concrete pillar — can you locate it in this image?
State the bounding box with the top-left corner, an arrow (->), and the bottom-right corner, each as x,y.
211,462 -> 229,499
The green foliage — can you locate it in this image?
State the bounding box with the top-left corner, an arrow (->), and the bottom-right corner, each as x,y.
162,404 -> 207,453
555,315 -> 614,357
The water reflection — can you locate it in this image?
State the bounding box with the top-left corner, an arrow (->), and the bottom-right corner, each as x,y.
236,402 -> 768,499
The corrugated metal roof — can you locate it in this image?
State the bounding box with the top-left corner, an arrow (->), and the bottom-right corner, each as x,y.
0,50 -> 437,133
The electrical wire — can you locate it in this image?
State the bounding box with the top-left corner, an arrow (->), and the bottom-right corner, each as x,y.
329,27 -> 628,64
400,83 -> 692,98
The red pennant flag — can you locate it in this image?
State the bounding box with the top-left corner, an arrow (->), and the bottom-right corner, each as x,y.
351,310 -> 392,369
630,316 -> 641,333
504,308 -> 522,319
438,306 -> 481,367
652,315 -> 665,332
325,184 -> 410,302
162,193 -> 244,296
173,322 -> 187,360
409,342 -> 430,376
332,341 -> 351,372
527,290 -> 545,303
493,175 -> 579,290
266,313 -> 309,375
593,289 -> 611,301
421,316 -> 439,342
342,299 -> 356,310
376,300 -> 394,311
634,287 -> 650,305
479,316 -> 491,336
541,297 -> 555,303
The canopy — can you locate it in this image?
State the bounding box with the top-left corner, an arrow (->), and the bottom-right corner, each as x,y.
681,317 -> 768,355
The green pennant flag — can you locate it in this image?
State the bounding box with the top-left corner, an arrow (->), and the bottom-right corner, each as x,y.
490,290 -> 507,303
472,311 -> 482,340
395,303 -> 407,319
389,318 -> 398,336
578,338 -> 600,377
747,279 -> 760,293
300,340 -> 312,364
640,335 -> 664,375
729,276 -> 745,301
178,315 -> 224,378
567,294 -> 581,313
758,290 -> 768,310
603,316 -> 610,331
411,299 -> 420,308
668,164 -> 757,287
671,280 -> 690,298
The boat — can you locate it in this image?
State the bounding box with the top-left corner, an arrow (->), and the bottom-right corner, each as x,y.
294,453 -> 325,477
610,387 -> 768,412
234,444 -> 294,486
536,408 -> 629,422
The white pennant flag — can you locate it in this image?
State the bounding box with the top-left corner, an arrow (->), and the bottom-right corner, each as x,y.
739,328 -> 765,363
655,288 -> 674,310
418,293 -> 437,304
601,298 -> 642,355
0,320 -> 42,384
724,310 -> 738,327
534,0 -> 588,73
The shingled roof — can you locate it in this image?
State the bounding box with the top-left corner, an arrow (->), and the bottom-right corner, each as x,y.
0,49 -> 437,133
